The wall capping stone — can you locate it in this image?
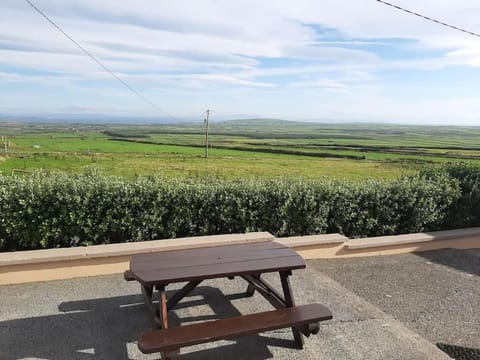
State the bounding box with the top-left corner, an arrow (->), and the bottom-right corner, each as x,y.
0,232 -> 274,267
346,227 -> 480,250
275,234 -> 347,247
1,228 -> 480,285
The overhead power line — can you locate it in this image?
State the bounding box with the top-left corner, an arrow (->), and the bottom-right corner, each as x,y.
24,0 -> 177,119
376,0 -> 480,39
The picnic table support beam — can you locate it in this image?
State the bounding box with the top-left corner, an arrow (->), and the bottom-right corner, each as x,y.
245,274 -> 259,297
141,285 -> 160,329
166,280 -> 202,311
280,270 -> 305,349
243,274 -> 317,338
242,275 -> 287,309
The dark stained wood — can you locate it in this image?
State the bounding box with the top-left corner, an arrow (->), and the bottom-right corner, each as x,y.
166,280 -> 202,311
134,255 -> 304,286
123,270 -> 135,281
280,271 -> 304,348
251,275 -> 286,307
132,247 -> 295,270
131,241 -> 287,265
130,240 -> 330,354
157,285 -> 168,330
130,241 -> 305,287
242,275 -> 287,309
138,303 -> 332,354
245,274 -> 259,297
141,285 -> 159,329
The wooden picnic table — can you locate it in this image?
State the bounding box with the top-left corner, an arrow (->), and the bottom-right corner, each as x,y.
126,240 -> 332,357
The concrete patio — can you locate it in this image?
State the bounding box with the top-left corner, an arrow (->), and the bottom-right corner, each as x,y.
2,249 -> 478,359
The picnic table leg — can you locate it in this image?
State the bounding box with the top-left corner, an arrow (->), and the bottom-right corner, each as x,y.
141,285 -> 161,329
279,271 -> 304,349
157,285 -> 169,330
155,285 -> 181,359
140,284 -> 173,331
245,273 -> 260,297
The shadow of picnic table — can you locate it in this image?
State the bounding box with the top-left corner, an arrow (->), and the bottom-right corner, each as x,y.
0,286 -> 293,359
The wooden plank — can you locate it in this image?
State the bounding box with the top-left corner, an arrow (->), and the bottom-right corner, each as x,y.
133,246 -> 293,266
130,242 -> 286,266
132,241 -> 289,262
134,255 -> 305,286
131,247 -> 296,272
138,303 -> 332,354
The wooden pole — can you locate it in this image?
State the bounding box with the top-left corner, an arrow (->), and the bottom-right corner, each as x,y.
204,109 -> 210,158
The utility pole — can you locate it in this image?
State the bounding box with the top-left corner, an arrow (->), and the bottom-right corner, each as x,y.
204,109 -> 210,158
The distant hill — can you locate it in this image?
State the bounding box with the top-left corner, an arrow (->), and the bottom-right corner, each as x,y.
0,113 -> 187,124
217,118 -> 304,126
2,114 -> 479,130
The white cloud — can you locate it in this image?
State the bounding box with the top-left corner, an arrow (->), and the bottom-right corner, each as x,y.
2,1 -> 480,75
1,0 -> 480,123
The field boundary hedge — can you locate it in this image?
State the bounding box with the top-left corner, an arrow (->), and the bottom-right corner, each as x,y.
1,163 -> 477,252
108,138 -> 366,160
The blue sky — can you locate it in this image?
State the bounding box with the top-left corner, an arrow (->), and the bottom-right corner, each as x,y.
1,0 -> 480,124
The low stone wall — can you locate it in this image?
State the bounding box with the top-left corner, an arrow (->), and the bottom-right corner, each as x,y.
1,228 -> 479,285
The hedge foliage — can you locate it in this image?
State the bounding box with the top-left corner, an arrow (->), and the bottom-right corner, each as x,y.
0,166 -> 469,251
420,162 -> 480,229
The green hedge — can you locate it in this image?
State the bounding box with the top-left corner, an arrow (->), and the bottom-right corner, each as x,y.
0,168 -> 463,251
420,162 -> 480,229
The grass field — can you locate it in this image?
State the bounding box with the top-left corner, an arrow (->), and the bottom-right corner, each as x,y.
1,119 -> 479,179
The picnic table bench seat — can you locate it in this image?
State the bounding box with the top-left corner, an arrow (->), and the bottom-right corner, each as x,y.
138,303 -> 332,354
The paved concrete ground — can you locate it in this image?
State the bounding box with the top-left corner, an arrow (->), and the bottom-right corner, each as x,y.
313,249 -> 480,351
0,258 -> 453,360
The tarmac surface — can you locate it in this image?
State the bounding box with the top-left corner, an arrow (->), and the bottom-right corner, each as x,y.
1,249 -> 478,359
313,249 -> 480,350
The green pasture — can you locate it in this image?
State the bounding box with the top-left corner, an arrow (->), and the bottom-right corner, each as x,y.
0,152 -> 410,179
1,120 -> 479,179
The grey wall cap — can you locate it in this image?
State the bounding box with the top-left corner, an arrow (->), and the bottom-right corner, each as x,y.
346,227 -> 480,250
0,232 -> 274,266
276,233 -> 347,247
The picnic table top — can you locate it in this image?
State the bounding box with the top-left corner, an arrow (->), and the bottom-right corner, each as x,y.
130,240 -> 306,286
